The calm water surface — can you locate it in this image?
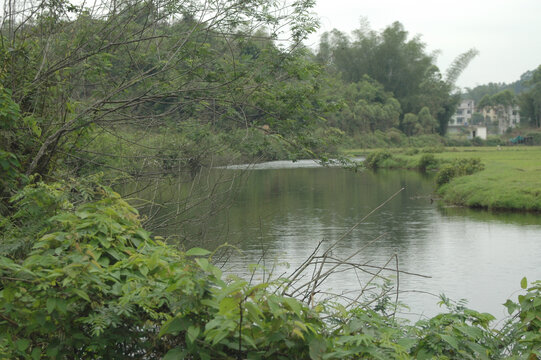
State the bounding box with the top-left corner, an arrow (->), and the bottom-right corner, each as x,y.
131,160 -> 541,321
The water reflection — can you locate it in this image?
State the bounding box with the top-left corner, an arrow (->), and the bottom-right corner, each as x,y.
215,167 -> 541,320
125,165 -> 541,320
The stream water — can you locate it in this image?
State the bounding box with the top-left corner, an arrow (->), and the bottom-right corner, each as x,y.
127,160 -> 541,321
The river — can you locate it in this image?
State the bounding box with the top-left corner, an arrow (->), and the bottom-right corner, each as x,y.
126,160 -> 541,321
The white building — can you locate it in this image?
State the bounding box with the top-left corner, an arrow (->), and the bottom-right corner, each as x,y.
449,99 -> 474,126
448,99 -> 488,139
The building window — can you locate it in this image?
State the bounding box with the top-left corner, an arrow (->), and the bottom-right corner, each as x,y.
457,117 -> 464,124
457,109 -> 464,115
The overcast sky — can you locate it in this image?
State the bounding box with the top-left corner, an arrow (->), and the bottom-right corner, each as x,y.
305,0 -> 541,90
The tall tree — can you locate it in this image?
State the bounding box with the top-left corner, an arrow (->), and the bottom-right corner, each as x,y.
519,65 -> 541,128
0,0 -> 322,179
316,21 -> 460,135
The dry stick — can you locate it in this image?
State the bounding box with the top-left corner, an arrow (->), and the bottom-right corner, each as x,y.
0,312 -> 18,327
393,254 -> 400,319
307,252 -> 328,305
284,188 -> 405,299
323,187 -> 405,257
285,239 -> 324,288
286,233 -> 387,298
317,257 -> 431,278
352,254 -> 396,308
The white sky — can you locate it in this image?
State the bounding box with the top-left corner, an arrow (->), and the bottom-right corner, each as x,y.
305,0 -> 541,90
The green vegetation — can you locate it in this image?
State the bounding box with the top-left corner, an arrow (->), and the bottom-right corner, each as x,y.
355,147 -> 541,211
436,147 -> 541,211
0,0 -> 540,357
2,181 -> 541,359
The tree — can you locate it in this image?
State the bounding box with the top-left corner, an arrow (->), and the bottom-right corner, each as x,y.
478,90 -> 517,131
519,65 -> 541,128
316,21 -> 464,135
418,107 -> 438,134
445,48 -> 479,86
0,0 -> 320,180
401,113 -> 421,136
321,75 -> 401,134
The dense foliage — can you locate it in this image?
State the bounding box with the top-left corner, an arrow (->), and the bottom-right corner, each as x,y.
315,22 -> 462,136
519,65 -> 541,128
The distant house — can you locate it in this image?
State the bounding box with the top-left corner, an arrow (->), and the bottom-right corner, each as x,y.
448,99 -> 520,138
467,126 -> 487,140
449,99 -> 474,126
448,100 -> 487,139
482,105 -> 520,134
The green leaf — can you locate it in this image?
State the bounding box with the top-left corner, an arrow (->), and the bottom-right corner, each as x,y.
503,299 -> 518,315
466,341 -> 489,360
309,338 -> 326,360
186,326 -> 200,344
46,297 -> 56,313
72,288 -> 90,302
185,247 -> 211,256
521,277 -> 528,289
219,297 -> 239,315
195,258 -> 210,272
15,338 -> 30,352
440,334 -> 459,351
163,347 -> 186,360
159,317 -> 191,336
31,348 -> 41,360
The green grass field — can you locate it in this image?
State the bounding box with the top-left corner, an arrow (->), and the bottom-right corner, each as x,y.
345,146 -> 541,211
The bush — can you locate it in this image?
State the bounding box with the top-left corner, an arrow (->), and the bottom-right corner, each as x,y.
485,135 -> 504,146
404,148 -> 419,155
471,136 -> 484,146
525,132 -> 541,145
435,164 -> 457,187
364,150 -> 392,169
435,158 -> 484,187
418,154 -> 437,172
420,146 -> 444,154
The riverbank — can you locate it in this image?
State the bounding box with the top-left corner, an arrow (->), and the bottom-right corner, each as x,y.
345,146 -> 541,211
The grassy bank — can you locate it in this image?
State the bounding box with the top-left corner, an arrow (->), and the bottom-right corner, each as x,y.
345,146 -> 541,211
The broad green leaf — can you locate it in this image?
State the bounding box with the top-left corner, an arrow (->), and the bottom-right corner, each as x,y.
139,266 -> 149,277
503,299 -> 518,315
440,334 -> 459,351
72,289 -> 90,302
185,248 -> 211,256
163,347 -> 186,360
219,297 -> 239,315
31,348 -> 41,360
396,337 -> 417,351
186,326 -> 200,344
244,301 -> 263,320
159,317 -> 191,336
282,297 -> 302,317
46,297 -> 56,313
466,341 -> 489,360
195,258 -> 210,272
15,338 -> 30,352
521,276 -> 528,289
309,338 -> 326,360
